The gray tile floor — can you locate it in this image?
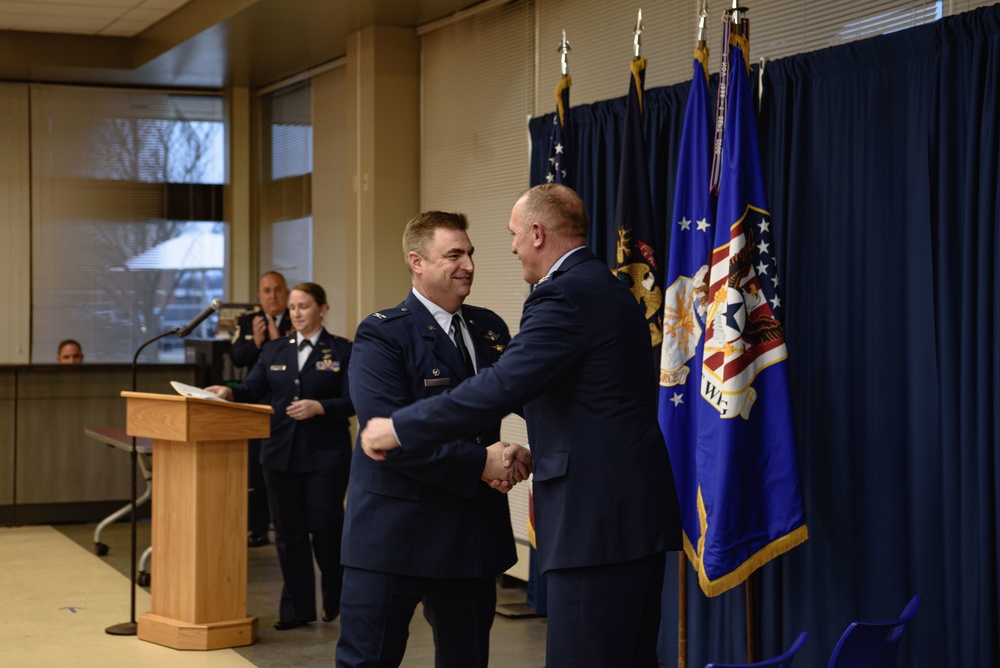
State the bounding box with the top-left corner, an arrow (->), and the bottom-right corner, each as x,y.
55,521 -> 548,667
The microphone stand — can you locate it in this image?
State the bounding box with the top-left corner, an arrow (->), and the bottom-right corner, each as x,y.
105,328 -> 179,636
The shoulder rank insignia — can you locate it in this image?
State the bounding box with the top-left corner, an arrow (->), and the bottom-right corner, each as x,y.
372,312 -> 386,319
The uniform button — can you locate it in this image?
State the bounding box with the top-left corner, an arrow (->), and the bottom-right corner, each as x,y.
292,396 -> 299,401
294,379 -> 300,385
476,437 -> 482,444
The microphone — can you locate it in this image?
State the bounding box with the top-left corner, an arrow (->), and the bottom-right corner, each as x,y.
174,298 -> 223,338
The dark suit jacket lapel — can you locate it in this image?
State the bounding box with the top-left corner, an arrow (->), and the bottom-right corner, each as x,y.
405,293 -> 469,380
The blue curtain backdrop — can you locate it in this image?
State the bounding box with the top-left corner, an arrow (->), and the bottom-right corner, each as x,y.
528,6 -> 1000,667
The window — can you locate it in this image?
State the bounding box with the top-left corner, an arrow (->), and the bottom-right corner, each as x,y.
31,86 -> 226,363
259,82 -> 313,287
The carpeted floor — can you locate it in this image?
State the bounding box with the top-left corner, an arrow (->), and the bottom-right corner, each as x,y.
0,520 -> 546,667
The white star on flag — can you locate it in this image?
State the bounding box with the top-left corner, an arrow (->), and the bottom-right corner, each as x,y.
678,217 -> 692,231
670,392 -> 684,406
757,239 -> 770,255
696,218 -> 711,232
756,261 -> 769,275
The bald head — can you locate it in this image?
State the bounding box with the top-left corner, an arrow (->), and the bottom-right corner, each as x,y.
515,183 -> 589,241
508,183 -> 589,284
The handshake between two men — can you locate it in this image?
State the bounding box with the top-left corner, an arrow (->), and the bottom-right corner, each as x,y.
359,417 -> 533,494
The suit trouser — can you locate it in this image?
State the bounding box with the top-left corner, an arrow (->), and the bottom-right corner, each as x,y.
263,466 -> 348,621
544,551 -> 666,668
336,566 -> 496,668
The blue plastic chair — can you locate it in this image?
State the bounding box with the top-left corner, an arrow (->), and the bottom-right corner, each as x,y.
827,595 -> 921,668
705,631 -> 808,668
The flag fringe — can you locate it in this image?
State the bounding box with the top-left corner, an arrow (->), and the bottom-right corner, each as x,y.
694,45 -> 710,86
630,57 -> 647,115
555,74 -> 572,128
729,33 -> 751,77
684,524 -> 809,598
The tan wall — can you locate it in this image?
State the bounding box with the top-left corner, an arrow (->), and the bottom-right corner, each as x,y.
1,365 -> 194,514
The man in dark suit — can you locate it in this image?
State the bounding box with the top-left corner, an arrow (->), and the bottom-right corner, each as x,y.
360,184 -> 682,668
336,211 -> 529,668
230,270 -> 292,547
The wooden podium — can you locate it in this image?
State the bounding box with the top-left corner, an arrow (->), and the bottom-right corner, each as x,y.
121,391 -> 272,650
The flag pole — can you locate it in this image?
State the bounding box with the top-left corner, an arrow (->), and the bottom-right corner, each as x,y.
746,570 -> 759,662
633,8 -> 643,59
674,6 -> 709,668
678,554 -> 688,668
721,1 -> 761,661
559,29 -> 570,76
727,2 -> 762,656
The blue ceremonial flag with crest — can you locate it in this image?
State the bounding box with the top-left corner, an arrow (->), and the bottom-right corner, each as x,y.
660,34 -> 808,597
659,45 -> 715,584
613,57 -> 663,356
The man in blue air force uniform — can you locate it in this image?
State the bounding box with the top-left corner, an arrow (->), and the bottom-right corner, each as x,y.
336,211 -> 529,668
360,185 -> 682,668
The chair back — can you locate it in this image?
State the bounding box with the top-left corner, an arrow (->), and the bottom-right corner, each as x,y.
827,595 -> 921,668
706,631 -> 808,668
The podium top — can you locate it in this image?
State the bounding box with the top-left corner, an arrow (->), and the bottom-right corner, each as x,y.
121,391 -> 273,414
121,391 -> 273,442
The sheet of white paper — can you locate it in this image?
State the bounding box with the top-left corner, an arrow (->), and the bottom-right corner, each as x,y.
170,380 -> 227,401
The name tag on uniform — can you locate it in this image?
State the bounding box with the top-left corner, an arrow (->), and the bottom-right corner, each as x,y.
424,377 -> 451,387
269,364 -> 286,371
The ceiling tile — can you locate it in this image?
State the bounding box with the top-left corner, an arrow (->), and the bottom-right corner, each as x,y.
139,0 -> 190,9
120,7 -> 169,22
98,18 -> 150,36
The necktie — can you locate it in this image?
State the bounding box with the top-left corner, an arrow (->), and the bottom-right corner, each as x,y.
451,314 -> 475,376
298,338 -> 312,351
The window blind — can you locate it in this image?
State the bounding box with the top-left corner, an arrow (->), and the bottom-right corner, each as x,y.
30,85 -> 225,364
0,85 -> 30,364
258,81 -> 313,288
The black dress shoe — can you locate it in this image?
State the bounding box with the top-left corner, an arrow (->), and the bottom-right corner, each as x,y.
248,532 -> 270,547
273,619 -> 310,631
322,609 -> 338,622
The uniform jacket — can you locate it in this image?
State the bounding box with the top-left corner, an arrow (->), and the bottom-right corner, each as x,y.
230,307 -> 293,369
342,292 -> 516,579
392,248 -> 682,573
233,328 -> 354,473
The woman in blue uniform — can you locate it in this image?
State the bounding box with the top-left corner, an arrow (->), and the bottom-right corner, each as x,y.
208,282 -> 354,629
